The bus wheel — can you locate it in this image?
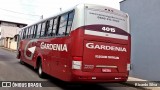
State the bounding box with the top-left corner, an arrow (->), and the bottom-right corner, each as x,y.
38,60 -> 44,78
19,53 -> 24,64
20,59 -> 24,64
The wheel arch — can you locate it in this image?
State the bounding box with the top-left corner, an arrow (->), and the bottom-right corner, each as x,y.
35,54 -> 43,69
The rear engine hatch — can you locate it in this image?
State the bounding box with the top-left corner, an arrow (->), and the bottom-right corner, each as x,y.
82,40 -> 128,73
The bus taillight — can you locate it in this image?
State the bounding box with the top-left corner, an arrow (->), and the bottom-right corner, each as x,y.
127,63 -> 131,71
72,57 -> 82,70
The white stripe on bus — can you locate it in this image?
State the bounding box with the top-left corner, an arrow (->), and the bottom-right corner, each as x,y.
85,30 -> 128,40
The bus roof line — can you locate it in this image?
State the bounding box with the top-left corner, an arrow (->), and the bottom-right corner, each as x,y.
21,6 -> 76,29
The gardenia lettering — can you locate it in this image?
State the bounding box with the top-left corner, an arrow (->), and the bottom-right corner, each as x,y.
86,43 -> 127,52
40,42 -> 68,52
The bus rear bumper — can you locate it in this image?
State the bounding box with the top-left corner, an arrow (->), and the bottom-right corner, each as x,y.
70,70 -> 128,83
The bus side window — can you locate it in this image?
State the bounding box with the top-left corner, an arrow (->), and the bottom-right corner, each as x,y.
53,18 -> 58,36
40,22 -> 46,37
26,27 -> 30,38
29,27 -> 31,38
47,19 -> 53,37
26,28 -> 28,38
44,21 -> 49,37
26,28 -> 28,39
66,11 -> 74,35
33,25 -> 37,38
18,31 -> 21,40
22,29 -> 26,39
58,13 -> 68,36
36,23 -> 42,38
27,27 -> 31,38
30,26 -> 34,38
20,30 -> 23,39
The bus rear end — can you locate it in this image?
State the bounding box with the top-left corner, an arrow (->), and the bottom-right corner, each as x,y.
70,4 -> 130,83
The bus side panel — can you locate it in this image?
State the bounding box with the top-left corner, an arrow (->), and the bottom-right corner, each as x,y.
36,37 -> 72,81
70,28 -> 84,57
20,39 -> 34,66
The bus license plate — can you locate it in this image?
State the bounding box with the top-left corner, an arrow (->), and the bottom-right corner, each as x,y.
102,68 -> 111,73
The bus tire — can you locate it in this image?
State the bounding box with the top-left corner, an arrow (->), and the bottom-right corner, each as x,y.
20,59 -> 24,64
37,60 -> 44,78
19,52 -> 24,64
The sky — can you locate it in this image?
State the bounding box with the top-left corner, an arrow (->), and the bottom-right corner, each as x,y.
0,0 -> 122,24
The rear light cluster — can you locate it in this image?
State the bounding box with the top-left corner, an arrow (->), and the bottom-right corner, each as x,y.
72,57 -> 82,70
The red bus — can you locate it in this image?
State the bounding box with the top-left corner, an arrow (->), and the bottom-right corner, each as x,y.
17,4 -> 131,83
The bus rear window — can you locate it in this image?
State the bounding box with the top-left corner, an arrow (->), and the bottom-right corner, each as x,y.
85,8 -> 128,32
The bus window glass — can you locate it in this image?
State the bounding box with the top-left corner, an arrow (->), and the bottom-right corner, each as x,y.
30,26 -> 34,38
69,11 -> 74,19
36,23 -> 42,38
47,19 -> 53,36
28,27 -> 32,38
23,29 -> 26,39
20,30 -> 23,39
58,14 -> 68,36
66,26 -> 71,34
26,28 -> 29,38
52,18 -> 58,36
44,21 -> 49,36
40,22 -> 46,37
33,25 -> 37,38
66,11 -> 74,35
